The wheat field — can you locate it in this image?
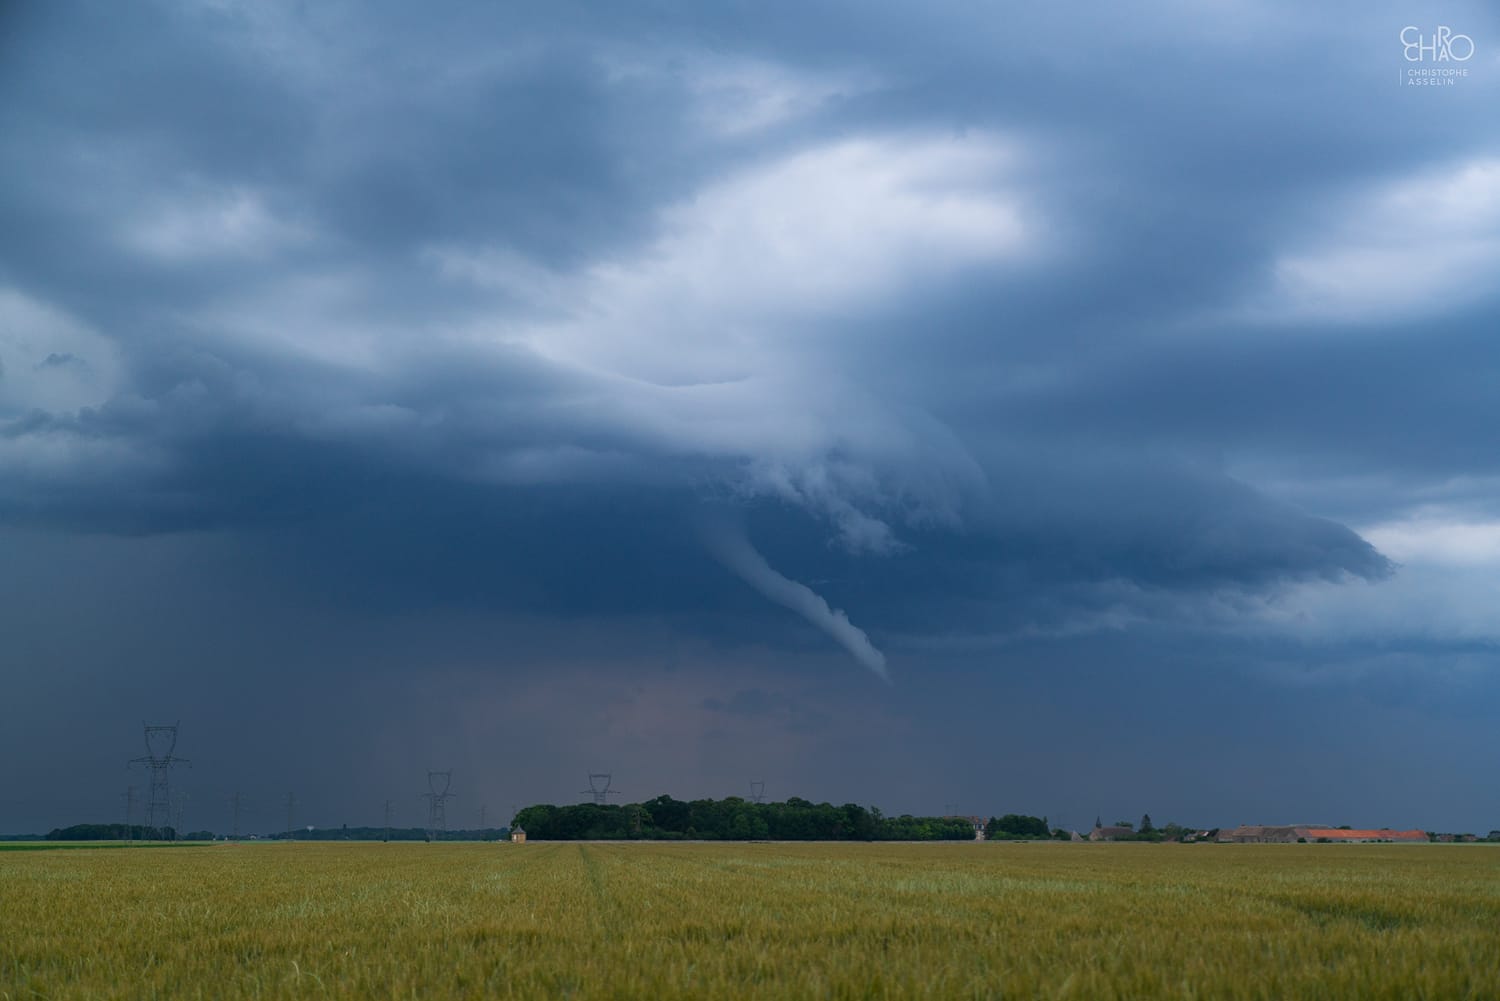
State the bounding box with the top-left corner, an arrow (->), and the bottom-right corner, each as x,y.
3,841 -> 1498,999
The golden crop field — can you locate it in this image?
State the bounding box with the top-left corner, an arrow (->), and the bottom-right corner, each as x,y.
3,841 -> 1499,1000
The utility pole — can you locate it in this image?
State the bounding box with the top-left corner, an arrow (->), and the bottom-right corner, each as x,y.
129,722 -> 190,839
383,799 -> 393,843
122,786 -> 136,846
229,791 -> 245,840
286,792 -> 296,841
479,804 -> 487,832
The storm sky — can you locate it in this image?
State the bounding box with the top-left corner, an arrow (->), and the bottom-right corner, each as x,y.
3,1 -> 1499,835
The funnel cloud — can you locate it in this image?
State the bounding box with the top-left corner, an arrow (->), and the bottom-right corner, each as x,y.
702,518 -> 890,682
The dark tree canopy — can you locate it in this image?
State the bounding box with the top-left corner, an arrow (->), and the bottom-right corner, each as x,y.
511,798 -> 976,842
984,814 -> 1050,840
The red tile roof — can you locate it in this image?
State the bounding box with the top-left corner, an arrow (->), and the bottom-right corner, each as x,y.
1302,828 -> 1427,841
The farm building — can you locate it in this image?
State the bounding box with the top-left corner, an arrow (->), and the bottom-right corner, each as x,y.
1218,825 -> 1429,844
1089,825 -> 1136,841
1217,825 -> 1301,843
510,825 -> 526,844
1300,828 -> 1428,843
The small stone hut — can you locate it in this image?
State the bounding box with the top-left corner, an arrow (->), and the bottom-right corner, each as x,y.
510,825 -> 526,844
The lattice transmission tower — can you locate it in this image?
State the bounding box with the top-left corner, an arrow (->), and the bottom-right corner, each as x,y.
129,722 -> 190,839
580,773 -> 620,805
749,780 -> 766,804
423,770 -> 454,840
227,791 -> 248,840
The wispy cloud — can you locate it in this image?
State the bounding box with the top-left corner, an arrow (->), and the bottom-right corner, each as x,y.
1257,158 -> 1500,325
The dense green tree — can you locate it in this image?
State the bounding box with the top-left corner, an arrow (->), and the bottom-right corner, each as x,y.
47,824 -> 174,841
985,814 -> 1050,840
643,795 -> 690,834
505,798 -> 978,842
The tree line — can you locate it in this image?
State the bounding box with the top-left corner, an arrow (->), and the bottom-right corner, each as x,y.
984,814 -> 1056,840
512,796 -> 982,841
45,824 -> 211,841
44,823 -> 509,842
262,826 -> 507,842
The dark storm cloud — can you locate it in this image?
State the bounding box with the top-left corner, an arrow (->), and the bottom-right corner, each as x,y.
3,0 -> 1487,647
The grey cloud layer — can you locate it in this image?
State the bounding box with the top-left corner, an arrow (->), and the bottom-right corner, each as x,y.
2,0 -> 1494,674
